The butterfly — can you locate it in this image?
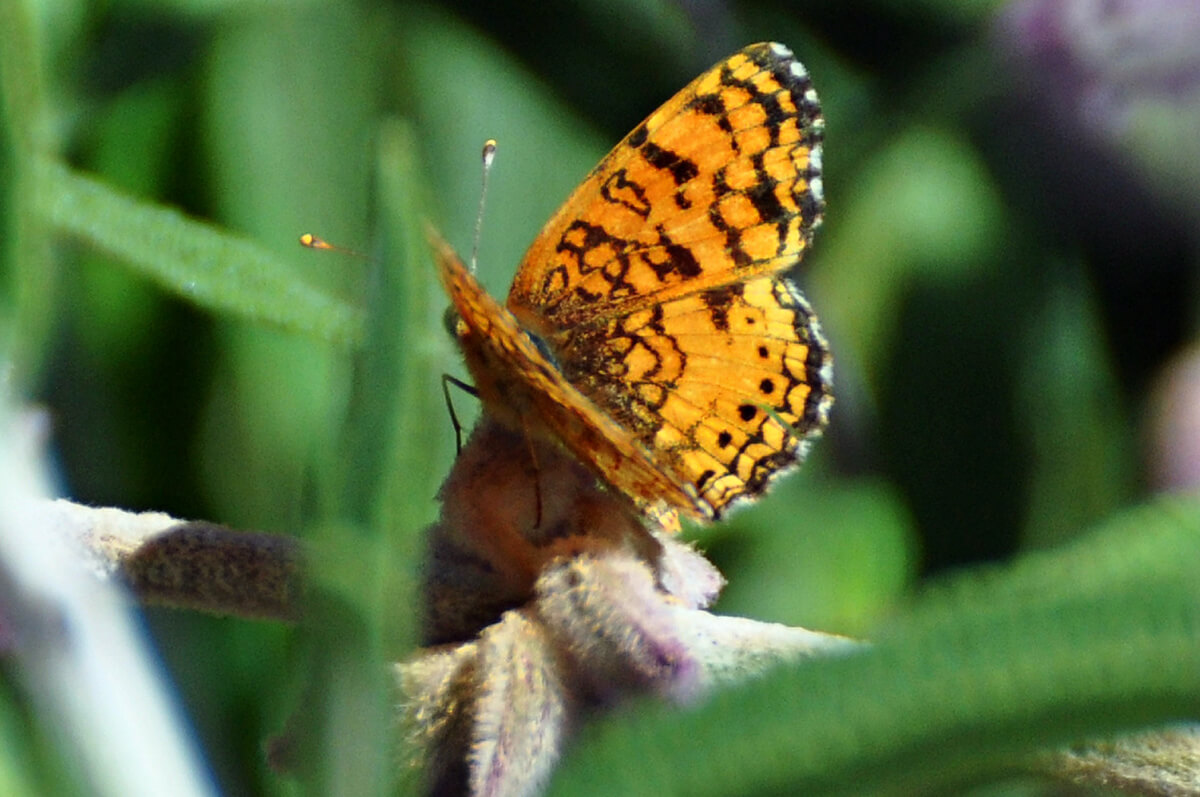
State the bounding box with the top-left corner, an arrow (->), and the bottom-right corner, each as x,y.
430,41 -> 832,522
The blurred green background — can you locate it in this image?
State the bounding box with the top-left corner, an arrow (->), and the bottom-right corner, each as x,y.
2,0 -> 1199,795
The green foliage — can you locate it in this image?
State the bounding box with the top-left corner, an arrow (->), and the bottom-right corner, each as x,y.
1,1 -> 1197,795
33,159 -> 364,346
555,496 -> 1200,796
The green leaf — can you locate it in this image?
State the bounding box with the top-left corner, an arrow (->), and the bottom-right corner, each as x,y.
1018,263 -> 1134,547
0,0 -> 56,386
300,118 -> 446,797
31,158 -> 364,346
552,495 -> 1200,796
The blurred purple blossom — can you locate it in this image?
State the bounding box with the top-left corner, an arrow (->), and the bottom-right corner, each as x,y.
1147,345 -> 1200,492
997,0 -> 1200,210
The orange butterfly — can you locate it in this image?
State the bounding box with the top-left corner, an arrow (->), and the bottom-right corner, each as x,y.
431,42 -> 832,522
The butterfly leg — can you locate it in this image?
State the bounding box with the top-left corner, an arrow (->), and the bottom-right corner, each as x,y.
441,374 -> 479,454
518,413 -> 545,531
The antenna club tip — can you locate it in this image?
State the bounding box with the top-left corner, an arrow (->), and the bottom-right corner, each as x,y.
299,233 -> 366,258
482,139 -> 497,164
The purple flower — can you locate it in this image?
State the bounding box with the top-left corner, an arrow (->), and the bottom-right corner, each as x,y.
1147,345 -> 1200,492
998,0 -> 1200,208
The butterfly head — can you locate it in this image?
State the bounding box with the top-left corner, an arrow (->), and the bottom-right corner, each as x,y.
443,304 -> 467,342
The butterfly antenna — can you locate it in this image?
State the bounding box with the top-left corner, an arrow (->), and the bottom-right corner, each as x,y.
469,139 -> 497,275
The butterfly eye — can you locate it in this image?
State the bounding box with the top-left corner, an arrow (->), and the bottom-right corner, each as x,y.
524,329 -> 560,369
442,305 -> 465,339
